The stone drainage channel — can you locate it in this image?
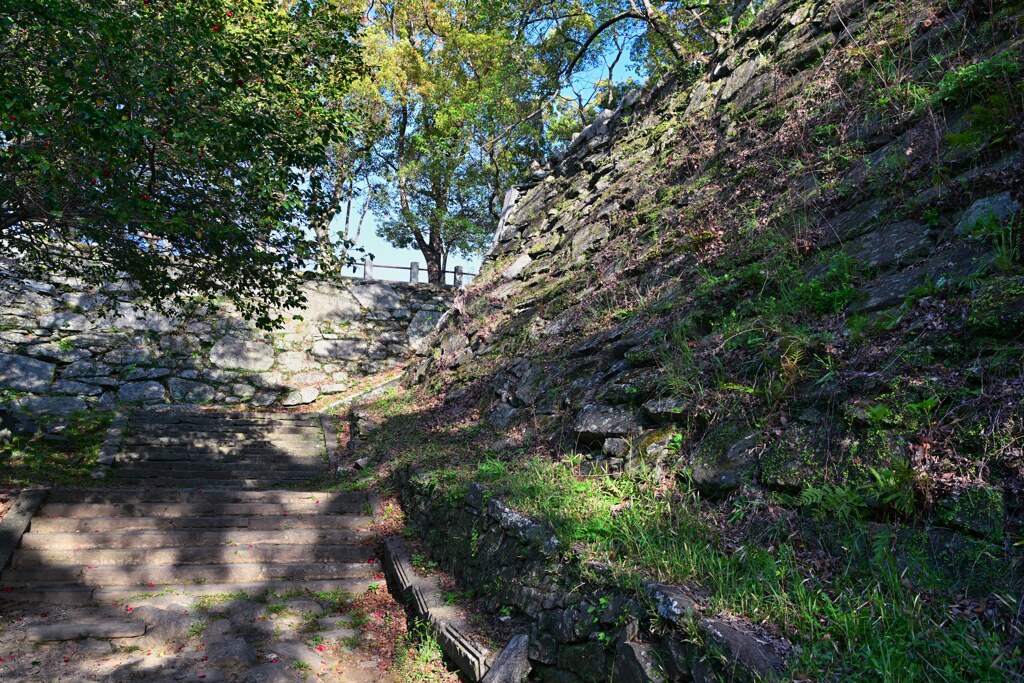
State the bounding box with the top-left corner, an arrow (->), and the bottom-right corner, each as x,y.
0,410 -> 521,683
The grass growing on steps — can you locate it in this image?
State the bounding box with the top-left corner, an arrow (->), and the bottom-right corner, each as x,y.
0,410 -> 113,487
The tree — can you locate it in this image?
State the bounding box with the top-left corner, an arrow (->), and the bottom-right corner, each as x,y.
332,1 -> 548,284
307,1 -> 748,284
0,0 -> 362,327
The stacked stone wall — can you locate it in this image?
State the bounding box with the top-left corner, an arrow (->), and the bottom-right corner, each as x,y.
0,267 -> 454,417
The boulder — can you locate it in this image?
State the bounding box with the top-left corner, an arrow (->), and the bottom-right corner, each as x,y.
698,618 -> 787,681
205,636 -> 258,667
13,396 -> 88,416
0,353 -> 55,393
955,192 -> 1021,235
209,337 -> 275,371
311,339 -> 367,360
613,641 -> 666,683
24,342 -> 91,363
408,309 -> 444,351
168,378 -> 215,403
51,380 -> 103,396
281,386 -> 319,406
62,359 -> 113,379
37,311 -> 90,331
573,404 -> 642,444
288,285 -> 361,321
688,433 -> 762,496
482,634 -> 532,683
349,282 -> 401,310
118,381 -> 167,404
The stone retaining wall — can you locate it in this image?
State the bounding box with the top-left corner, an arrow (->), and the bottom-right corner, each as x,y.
398,468 -> 789,683
0,268 -> 454,417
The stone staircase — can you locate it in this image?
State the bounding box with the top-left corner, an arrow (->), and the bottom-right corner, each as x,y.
111,411 -> 332,488
0,410 -> 389,682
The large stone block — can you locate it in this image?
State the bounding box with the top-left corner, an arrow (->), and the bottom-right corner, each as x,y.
312,339 -> 367,360
573,404 -> 643,444
13,395 -> 88,416
349,282 -> 402,310
168,378 -> 215,403
209,336 -> 275,371
118,381 -> 167,403
0,353 -> 56,393
289,285 -> 362,321
281,386 -> 320,406
408,309 -> 444,351
111,303 -> 178,332
37,311 -> 91,331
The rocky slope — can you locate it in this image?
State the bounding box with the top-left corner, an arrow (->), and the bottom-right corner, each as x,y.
391,0 -> 1023,679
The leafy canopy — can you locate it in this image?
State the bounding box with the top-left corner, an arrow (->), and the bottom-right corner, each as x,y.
0,0 -> 362,327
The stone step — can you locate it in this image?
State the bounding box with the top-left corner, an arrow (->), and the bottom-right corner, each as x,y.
12,544 -> 376,568
93,478 -> 323,489
2,560 -> 379,586
125,425 -> 325,436
45,488 -> 365,505
116,449 -> 327,462
0,578 -> 377,605
120,438 -> 324,452
26,620 -> 146,641
38,499 -> 364,518
20,528 -> 373,550
129,414 -> 322,427
112,467 -> 324,481
31,512 -> 373,533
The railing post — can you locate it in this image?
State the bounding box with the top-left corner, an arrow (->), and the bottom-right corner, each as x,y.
363,256 -> 373,280
453,266 -> 463,287
410,262 -> 419,283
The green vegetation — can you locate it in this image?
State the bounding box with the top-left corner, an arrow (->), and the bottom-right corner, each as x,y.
0,0 -> 364,327
418,450 -> 1009,681
391,622 -> 456,683
0,411 -> 112,486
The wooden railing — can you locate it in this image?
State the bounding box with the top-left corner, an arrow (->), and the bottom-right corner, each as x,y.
360,257 -> 477,286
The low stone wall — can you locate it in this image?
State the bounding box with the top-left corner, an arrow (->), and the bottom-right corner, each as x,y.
0,270 -> 453,417
398,468 -> 789,683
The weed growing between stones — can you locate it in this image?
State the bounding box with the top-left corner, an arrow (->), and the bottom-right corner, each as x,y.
346,383 -> 1017,681
0,410 -> 112,487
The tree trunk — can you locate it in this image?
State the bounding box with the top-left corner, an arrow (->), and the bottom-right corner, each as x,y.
424,246 -> 443,285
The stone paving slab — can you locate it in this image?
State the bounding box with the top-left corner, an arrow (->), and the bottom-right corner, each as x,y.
25,620 -> 146,641
45,489 -> 365,505
17,528 -> 373,551
13,544 -> 376,568
39,500 -> 366,518
31,513 -> 374,534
